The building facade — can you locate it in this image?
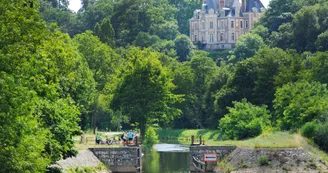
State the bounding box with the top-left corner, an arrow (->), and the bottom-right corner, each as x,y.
189,0 -> 265,49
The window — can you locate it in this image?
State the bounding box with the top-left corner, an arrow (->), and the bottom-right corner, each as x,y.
220,33 -> 224,41
210,34 -> 214,43
194,23 -> 198,30
221,45 -> 225,49
240,21 -> 243,28
202,22 -> 205,29
231,21 -> 234,28
194,35 -> 197,41
221,21 -> 224,29
245,21 -> 248,28
232,33 -> 235,41
210,22 -> 213,29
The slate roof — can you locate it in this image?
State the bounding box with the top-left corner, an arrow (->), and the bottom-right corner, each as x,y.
206,0 -> 218,13
245,0 -> 265,12
205,0 -> 265,15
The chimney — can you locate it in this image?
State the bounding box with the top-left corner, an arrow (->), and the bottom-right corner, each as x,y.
241,0 -> 246,12
220,0 -> 225,9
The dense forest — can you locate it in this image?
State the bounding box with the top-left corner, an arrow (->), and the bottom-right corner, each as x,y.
1,0 -> 328,171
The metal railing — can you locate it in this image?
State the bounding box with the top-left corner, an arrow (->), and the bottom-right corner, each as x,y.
192,156 -> 206,173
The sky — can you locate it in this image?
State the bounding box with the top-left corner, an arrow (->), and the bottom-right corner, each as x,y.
69,0 -> 271,13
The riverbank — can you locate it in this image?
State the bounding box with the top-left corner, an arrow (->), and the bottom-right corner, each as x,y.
216,147 -> 328,173
157,130 -> 299,147
157,129 -> 328,165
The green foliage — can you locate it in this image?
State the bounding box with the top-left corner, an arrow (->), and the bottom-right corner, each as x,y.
315,30 -> 328,51
219,99 -> 271,140
273,81 -> 328,130
232,33 -> 265,62
94,18 -> 115,47
150,21 -> 180,40
111,48 -> 183,137
0,0 -> 93,169
258,155 -> 269,166
301,122 -> 318,139
314,122 -> 328,152
143,126 -> 160,150
0,74 -> 50,172
174,34 -> 194,62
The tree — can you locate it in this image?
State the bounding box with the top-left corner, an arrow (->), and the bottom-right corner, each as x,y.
219,99 -> 271,140
40,1 -> 83,36
0,0 -> 91,168
269,23 -> 294,50
168,0 -> 202,35
78,0 -> 114,31
174,34 -> 194,62
150,21 -> 180,40
172,52 -> 220,128
111,48 -> 183,137
273,81 -> 328,130
232,33 -> 265,62
134,32 -> 161,48
94,18 -> 116,47
74,31 -> 125,130
316,30 -> 328,51
293,5 -> 321,52
0,73 -> 50,172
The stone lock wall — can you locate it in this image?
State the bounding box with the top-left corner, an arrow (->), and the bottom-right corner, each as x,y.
190,146 -> 235,172
89,147 -> 141,173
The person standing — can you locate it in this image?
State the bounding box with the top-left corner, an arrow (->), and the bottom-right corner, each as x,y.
128,130 -> 133,144
96,133 -> 101,144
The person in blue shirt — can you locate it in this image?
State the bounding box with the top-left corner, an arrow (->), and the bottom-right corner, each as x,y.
128,130 -> 134,144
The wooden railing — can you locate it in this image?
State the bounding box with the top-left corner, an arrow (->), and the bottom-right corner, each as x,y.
158,135 -> 205,145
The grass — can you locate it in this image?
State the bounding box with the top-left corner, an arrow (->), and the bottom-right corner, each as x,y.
157,129 -> 222,140
66,163 -> 108,173
74,131 -> 124,151
158,129 -> 299,148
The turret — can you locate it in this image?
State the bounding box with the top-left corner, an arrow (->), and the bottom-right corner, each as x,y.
202,0 -> 208,12
219,0 -> 225,9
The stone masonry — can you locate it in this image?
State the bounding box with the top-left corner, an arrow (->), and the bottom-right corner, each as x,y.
190,146 -> 236,172
89,147 -> 142,173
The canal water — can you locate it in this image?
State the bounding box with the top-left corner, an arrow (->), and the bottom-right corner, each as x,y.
142,144 -> 190,173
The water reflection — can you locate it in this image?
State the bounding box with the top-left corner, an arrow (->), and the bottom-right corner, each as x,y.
142,144 -> 190,173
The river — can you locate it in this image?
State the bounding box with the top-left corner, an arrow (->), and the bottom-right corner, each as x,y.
142,144 -> 190,173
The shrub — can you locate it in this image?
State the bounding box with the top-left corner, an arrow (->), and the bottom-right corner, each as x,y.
258,155 -> 269,166
219,99 -> 271,140
143,126 -> 159,150
301,122 -> 318,139
313,123 -> 328,152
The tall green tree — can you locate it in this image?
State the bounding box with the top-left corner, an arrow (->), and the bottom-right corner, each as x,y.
111,48 -> 183,137
0,0 -> 94,165
174,34 -> 194,62
94,18 -> 116,47
232,33 -> 265,62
